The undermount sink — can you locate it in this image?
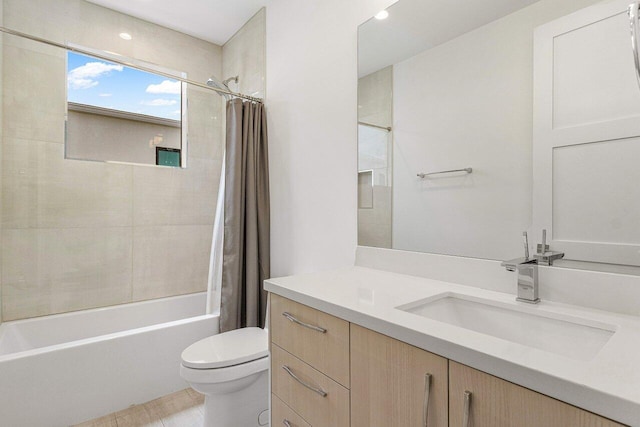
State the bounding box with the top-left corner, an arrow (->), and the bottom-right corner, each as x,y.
396,293 -> 616,361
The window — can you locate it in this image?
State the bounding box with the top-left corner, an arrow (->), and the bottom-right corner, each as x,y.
65,50 -> 187,167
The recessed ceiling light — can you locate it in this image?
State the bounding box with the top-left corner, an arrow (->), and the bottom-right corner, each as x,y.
375,10 -> 389,20
119,32 -> 132,40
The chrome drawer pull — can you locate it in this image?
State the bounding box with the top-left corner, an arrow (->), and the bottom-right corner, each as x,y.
282,365 -> 328,397
282,312 -> 327,333
462,390 -> 472,427
423,373 -> 432,427
283,420 -> 292,427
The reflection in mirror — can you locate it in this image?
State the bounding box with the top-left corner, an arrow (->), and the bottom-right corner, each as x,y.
358,66 -> 393,248
66,50 -> 187,167
357,66 -> 393,248
358,0 -> 640,272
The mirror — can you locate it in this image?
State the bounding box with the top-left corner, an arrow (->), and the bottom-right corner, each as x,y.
66,49 -> 187,168
358,0 -> 640,271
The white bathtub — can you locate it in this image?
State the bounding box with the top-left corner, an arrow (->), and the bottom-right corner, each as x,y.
0,292 -> 218,426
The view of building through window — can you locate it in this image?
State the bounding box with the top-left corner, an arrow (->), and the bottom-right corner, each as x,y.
67,51 -> 182,121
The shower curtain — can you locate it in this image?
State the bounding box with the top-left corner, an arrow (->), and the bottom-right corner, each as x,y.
219,98 -> 270,332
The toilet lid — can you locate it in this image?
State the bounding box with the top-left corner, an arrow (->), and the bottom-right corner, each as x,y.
181,327 -> 269,369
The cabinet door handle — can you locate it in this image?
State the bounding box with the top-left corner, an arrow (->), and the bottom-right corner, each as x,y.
282,365 -> 328,397
422,373 -> 432,427
462,390 -> 472,427
282,312 -> 327,333
283,420 -> 292,427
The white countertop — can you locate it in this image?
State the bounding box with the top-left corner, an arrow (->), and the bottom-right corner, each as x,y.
265,266 -> 640,426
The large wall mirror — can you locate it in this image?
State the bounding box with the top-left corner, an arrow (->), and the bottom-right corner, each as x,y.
358,0 -> 640,273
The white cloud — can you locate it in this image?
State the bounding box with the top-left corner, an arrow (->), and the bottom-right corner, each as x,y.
146,80 -> 181,95
67,62 -> 123,90
98,93 -> 112,97
140,99 -> 177,106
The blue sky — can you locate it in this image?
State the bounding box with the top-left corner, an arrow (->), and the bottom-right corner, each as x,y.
67,52 -> 181,121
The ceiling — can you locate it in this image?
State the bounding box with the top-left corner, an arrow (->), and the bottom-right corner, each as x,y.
87,0 -> 267,45
358,0 -> 541,77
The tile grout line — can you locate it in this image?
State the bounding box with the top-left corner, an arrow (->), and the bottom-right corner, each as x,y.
130,165 -> 134,304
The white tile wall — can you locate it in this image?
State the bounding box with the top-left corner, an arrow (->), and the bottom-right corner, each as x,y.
2,227 -> 133,319
132,225 -> 213,301
358,66 -> 392,127
222,8 -> 266,99
2,139 -> 134,229
0,0 -> 228,320
186,87 -> 225,160
132,157 -> 218,226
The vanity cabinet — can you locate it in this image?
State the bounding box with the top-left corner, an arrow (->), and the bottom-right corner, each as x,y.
269,294 -> 627,426
350,324 -> 448,427
270,294 -> 350,427
449,361 -> 625,427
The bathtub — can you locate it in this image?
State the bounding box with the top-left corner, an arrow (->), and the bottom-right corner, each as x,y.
0,292 -> 218,427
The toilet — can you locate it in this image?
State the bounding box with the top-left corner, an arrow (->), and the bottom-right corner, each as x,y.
180,327 -> 270,427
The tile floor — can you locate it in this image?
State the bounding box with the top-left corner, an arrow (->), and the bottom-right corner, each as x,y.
73,388 -> 204,427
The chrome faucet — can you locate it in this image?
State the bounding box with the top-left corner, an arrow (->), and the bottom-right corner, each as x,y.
501,230 -> 564,304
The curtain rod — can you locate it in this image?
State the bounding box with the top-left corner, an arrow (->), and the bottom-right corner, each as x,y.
358,121 -> 392,132
0,26 -> 263,104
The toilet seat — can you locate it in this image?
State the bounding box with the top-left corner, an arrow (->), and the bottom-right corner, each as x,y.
180,354 -> 269,384
181,327 -> 269,369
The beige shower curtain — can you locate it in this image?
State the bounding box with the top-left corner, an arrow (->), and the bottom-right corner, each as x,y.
220,99 -> 270,332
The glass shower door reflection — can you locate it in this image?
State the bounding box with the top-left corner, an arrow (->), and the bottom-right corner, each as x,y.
357,124 -> 392,248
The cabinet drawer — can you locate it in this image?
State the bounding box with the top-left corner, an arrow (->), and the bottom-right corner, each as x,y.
449,361 -> 627,427
270,294 -> 350,387
272,393 -> 311,427
272,344 -> 350,427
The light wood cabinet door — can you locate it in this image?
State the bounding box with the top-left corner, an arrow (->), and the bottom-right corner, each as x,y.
272,344 -> 350,427
350,324 -> 449,427
271,294 -> 350,387
449,361 -> 626,427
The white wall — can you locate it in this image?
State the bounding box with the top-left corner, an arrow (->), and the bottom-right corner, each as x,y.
266,0 -> 397,277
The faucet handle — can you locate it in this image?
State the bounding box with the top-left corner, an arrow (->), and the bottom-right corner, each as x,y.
536,243 -> 550,253
522,231 -> 530,260
502,231 -> 534,272
536,229 -> 549,254
533,229 -> 564,265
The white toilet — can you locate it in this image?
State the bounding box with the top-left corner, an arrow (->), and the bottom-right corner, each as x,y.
180,327 -> 270,427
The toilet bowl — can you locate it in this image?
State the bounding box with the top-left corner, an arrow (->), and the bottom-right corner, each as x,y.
180,327 -> 269,427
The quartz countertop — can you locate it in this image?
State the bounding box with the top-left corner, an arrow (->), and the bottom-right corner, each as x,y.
265,266 -> 640,426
